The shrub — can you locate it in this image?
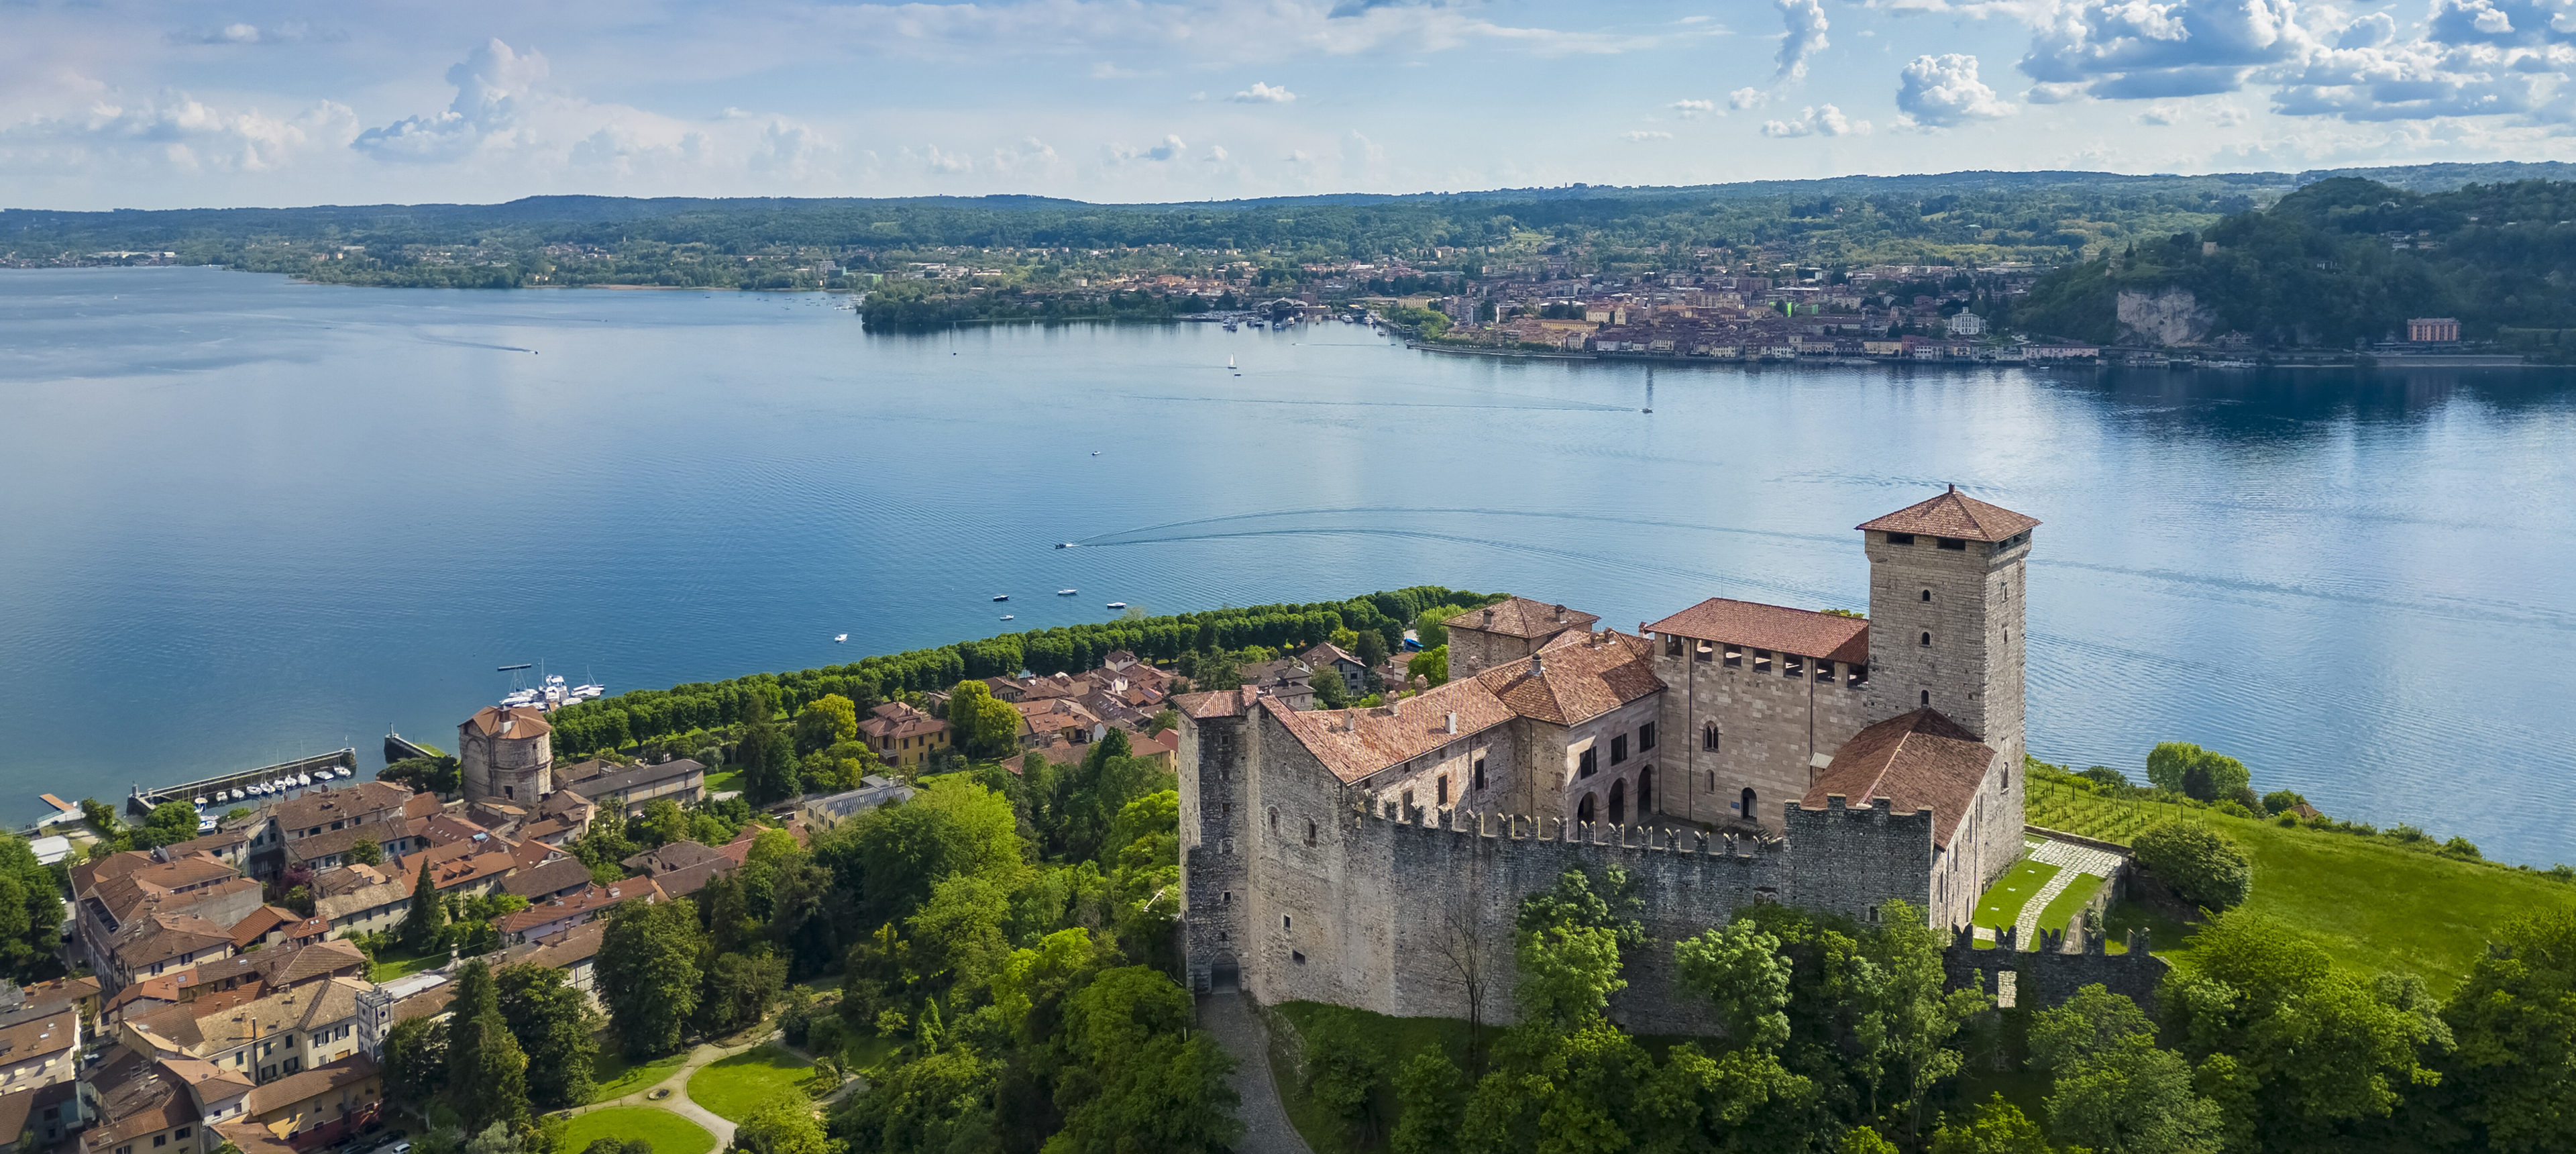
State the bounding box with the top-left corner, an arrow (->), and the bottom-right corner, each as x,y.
2078,766 -> 2129,791
2214,800 -> 2257,820
2439,835 -> 2483,861
2260,789 -> 2308,816
2132,821 -> 2252,911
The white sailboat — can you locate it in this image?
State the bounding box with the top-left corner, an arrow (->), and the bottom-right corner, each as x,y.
1227,354 -> 1236,369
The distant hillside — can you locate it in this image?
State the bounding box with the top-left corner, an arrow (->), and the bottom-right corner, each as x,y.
2009,177 -> 2576,349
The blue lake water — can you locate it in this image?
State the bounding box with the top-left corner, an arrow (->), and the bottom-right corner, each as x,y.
3,266 -> 2572,863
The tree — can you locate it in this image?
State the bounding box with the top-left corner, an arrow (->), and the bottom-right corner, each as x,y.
382,755 -> 462,795
1406,645 -> 1448,688
0,834 -> 67,982
2145,741 -> 2250,802
384,1014 -> 448,1105
442,962 -> 530,1133
571,808 -> 641,885
2132,821 -> 2252,911
1674,919 -> 1792,1053
1303,1012 -> 1391,1147
635,798 -> 690,849
1927,1095 -> 2050,1154
737,1093 -> 833,1154
1854,900 -> 1989,1133
141,800 -> 199,848
1414,605 -> 1470,649
946,680 -> 1020,762
796,692 -> 861,754
597,898 -> 707,1058
347,835 -> 382,866
496,962 -> 602,1112
1511,868 -> 1643,1033
2436,908 -> 2576,1154
1391,1049 -> 1465,1154
402,860 -> 446,950
2031,985 -> 2219,1154
696,948 -> 788,1036
578,1141 -> 651,1154
823,777 -> 1026,925
1045,966 -> 1240,1154
1355,628 -> 1390,672
742,719 -> 802,804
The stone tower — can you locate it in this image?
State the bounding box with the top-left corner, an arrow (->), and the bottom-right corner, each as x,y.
1857,486 -> 2040,768
1175,688 -> 1254,995
459,705 -> 553,805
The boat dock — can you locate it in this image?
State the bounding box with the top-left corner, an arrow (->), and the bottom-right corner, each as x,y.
384,731 -> 443,764
125,747 -> 358,815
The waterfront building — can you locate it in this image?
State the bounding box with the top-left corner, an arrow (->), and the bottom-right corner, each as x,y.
459,705 -> 553,806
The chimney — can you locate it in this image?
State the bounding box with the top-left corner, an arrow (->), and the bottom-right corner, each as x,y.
1529,651 -> 1545,677
1553,603 -> 1567,623
1444,712 -> 1457,735
1481,608 -> 1494,625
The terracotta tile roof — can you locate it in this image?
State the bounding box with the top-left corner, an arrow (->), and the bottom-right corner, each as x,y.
160,829 -> 249,857
1803,709 -> 1996,849
246,1053 -> 378,1114
1446,596 -> 1599,639
226,907 -> 299,951
647,857 -> 736,898
1175,687 -> 1254,720
0,1008 -> 77,1067
500,857 -> 595,900
1470,631 -> 1663,727
462,705 -> 551,739
402,792 -> 446,821
186,940 -> 366,994
1267,679 -> 1518,784
72,852 -> 161,900
268,782 -> 414,836
496,879 -> 659,935
1855,486 -> 2040,543
112,913 -> 235,972
859,706 -> 948,741
1645,599 -> 1870,664
621,841 -> 720,874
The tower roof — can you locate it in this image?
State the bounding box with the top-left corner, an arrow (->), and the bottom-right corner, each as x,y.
1856,486 -> 2040,543
462,705 -> 551,739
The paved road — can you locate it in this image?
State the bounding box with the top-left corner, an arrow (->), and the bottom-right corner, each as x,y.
1197,992 -> 1313,1154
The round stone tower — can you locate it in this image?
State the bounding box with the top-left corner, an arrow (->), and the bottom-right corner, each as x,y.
459,705 -> 553,805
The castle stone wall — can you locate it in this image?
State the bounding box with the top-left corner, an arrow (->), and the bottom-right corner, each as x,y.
1179,712 -> 1252,992
1654,640 -> 1870,832
1862,531 -> 2029,771
1781,796 -> 1936,925
1943,926 -> 2167,1014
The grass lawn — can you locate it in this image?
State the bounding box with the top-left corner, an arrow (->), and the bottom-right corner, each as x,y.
841,1030 -> 900,1071
702,768 -> 745,796
1970,858 -> 2061,931
368,946 -> 448,981
2029,874 -> 2106,940
687,1045 -> 812,1122
553,1107 -> 713,1154
589,1045 -> 691,1102
2027,769 -> 2576,992
1271,1001 -> 1501,1154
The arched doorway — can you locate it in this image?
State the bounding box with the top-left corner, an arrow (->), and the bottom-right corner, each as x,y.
1577,793 -> 1597,823
1609,779 -> 1627,824
1211,953 -> 1240,991
1638,767 -> 1654,816
1741,786 -> 1758,823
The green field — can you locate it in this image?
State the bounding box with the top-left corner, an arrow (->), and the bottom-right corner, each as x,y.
553,1107 -> 714,1154
2030,768 -> 2576,992
1970,858 -> 2060,931
2031,874 -> 2106,941
687,1045 -> 812,1122
368,946 -> 449,981
589,1045 -> 690,1102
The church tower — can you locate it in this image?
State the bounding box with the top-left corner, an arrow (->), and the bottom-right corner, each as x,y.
1857,486 -> 2039,768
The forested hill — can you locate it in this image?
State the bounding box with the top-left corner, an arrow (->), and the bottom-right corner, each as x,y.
2009,177 -> 2576,348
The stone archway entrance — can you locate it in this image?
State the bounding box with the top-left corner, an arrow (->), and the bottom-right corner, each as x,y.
1609,778 -> 1627,824
1577,793 -> 1597,823
1211,953 -> 1241,991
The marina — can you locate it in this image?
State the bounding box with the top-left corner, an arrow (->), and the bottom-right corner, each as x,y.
121,747 -> 359,817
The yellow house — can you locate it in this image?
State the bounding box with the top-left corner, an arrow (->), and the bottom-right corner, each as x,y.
861,702 -> 950,771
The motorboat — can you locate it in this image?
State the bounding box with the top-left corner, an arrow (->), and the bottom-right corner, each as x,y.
991,594 -> 1010,602
572,684 -> 604,699
1057,588 -> 1077,596
1056,543 -> 1078,549
297,772 -> 313,786
194,796 -> 208,807
1106,601 -> 1127,609
834,634 -> 847,643
1089,451 -> 1100,456
1000,614 -> 1015,621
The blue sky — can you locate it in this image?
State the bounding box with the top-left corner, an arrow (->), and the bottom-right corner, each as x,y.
5,0 -> 2573,209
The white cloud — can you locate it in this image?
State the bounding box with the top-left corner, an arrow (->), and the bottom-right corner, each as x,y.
1762,103 -> 1871,136
2019,0 -> 2306,99
1231,81 -> 1298,103
1775,0 -> 1831,78
1109,134 -> 1189,162
1203,144 -> 1230,160
1895,53 -> 2018,125
1668,98 -> 1717,117
1,91 -> 356,174
1284,148 -> 1315,164
1730,87 -> 1768,109
2339,11 -> 2398,49
1621,129 -> 1673,140
352,38 -> 549,162
2139,102 -> 2185,123
750,121 -> 824,178
2212,101 -> 2253,124
1090,62 -> 1142,79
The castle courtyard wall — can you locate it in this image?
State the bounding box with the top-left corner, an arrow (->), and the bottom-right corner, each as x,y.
1654,641 -> 1870,831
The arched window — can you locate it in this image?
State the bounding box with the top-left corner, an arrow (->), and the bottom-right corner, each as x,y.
1921,588 -> 1932,602
1577,793 -> 1597,823
1919,631 -> 1932,646
1638,767 -> 1654,815
1304,819 -> 1317,846
1741,786 -> 1757,820
1267,808 -> 1278,833
1609,779 -> 1627,824
1921,690 -> 1931,706
1703,723 -> 1721,751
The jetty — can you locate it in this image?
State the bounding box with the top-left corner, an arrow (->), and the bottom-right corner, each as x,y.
124,747 -> 358,815
384,731 -> 443,764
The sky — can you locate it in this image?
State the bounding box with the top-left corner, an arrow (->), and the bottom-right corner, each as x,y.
4,0 -> 2574,209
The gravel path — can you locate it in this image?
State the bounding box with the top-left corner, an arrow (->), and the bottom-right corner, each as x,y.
561,1034 -> 776,1145
2014,839 -> 2126,945
1197,992 -> 1314,1154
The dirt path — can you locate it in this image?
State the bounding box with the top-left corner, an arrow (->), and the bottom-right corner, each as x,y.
1196,992 -> 1313,1154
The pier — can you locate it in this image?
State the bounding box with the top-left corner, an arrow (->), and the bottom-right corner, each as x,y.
125,748 -> 358,815
384,731 -> 443,764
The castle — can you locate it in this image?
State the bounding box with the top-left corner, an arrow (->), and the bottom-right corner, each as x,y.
1173,486 -> 2041,1033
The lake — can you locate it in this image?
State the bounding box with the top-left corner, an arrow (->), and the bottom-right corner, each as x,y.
3,267 -> 2571,863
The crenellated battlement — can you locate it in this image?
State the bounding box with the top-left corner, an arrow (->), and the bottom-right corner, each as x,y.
1356,798 -> 1786,861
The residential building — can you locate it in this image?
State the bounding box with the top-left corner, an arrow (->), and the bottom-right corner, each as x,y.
493,880 -> 659,947
860,703 -> 951,771
0,1009 -> 81,1090
558,759 -> 705,819
798,778 -> 915,833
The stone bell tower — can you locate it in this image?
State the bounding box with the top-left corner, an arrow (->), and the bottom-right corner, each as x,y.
1856,485 -> 2039,768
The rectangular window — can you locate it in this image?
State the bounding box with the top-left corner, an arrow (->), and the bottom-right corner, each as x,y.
1753,649 -> 1773,672
1578,747 -> 1598,778
1886,532 -> 1916,545
1815,660 -> 1835,683
176,1130 -> 191,1141
1782,654 -> 1803,678
1472,757 -> 1487,790
156,1135 -> 167,1147
1437,776 -> 1450,805
1937,537 -> 1968,551
1664,634 -> 1682,658
1639,723 -> 1656,751
1723,647 -> 1742,668
1610,735 -> 1628,764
